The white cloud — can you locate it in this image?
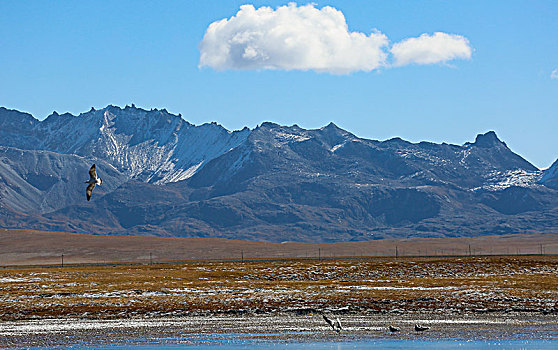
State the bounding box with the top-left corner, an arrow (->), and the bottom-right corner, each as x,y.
199,3 -> 472,74
390,32 -> 472,66
199,3 -> 388,74
551,69 -> 558,80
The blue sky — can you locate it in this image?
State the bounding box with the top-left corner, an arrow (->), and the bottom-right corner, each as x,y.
1,1 -> 557,168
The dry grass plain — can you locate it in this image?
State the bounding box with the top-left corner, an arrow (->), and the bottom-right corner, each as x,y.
1,229 -> 557,323
1,228 -> 557,266
1,255 -> 557,321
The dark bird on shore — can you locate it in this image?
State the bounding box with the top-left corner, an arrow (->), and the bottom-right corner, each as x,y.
85,164 -> 102,201
323,315 -> 336,330
323,315 -> 342,332
389,325 -> 400,332
415,324 -> 430,332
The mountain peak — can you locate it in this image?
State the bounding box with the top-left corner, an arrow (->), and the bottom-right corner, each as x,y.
259,121 -> 280,129
322,121 -> 340,129
318,122 -> 355,140
105,104 -> 122,112
0,107 -> 36,120
320,121 -> 349,133
0,107 -> 38,133
472,131 -> 506,148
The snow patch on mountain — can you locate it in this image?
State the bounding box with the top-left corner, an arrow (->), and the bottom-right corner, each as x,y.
395,148 -> 448,167
459,148 -> 472,167
330,143 -> 345,152
168,161 -> 204,183
472,169 -> 543,191
275,131 -> 310,142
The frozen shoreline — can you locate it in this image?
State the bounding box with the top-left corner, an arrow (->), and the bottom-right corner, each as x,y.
1,312 -> 557,348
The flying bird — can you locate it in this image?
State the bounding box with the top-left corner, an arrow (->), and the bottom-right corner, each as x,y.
414,324 -> 430,332
85,164 -> 102,201
388,325 -> 400,332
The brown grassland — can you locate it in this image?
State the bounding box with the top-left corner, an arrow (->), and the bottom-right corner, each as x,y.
1,255 -> 557,321
1,229 -> 557,266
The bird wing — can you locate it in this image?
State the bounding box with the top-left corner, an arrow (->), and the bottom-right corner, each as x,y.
86,183 -> 96,201
89,164 -> 97,181
322,315 -> 335,329
335,318 -> 342,331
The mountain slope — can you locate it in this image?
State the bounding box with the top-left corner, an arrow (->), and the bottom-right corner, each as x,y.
540,159 -> 558,189
0,106 -> 250,184
0,146 -> 128,213
0,106 -> 556,242
164,123 -> 553,241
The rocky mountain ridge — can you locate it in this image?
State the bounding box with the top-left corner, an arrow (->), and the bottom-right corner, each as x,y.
0,106 -> 557,242
0,106 -> 249,184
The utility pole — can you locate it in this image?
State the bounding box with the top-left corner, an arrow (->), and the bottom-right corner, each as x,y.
61,254 -> 64,268
468,244 -> 472,256
241,250 -> 244,262
318,248 -> 321,261
150,252 -> 153,266
395,246 -> 398,258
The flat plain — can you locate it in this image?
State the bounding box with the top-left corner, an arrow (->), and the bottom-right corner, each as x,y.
1,229 -> 557,347
1,255 -> 557,320
1,228 -> 557,266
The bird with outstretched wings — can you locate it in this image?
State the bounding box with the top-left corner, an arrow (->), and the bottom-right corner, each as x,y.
85,164 -> 102,201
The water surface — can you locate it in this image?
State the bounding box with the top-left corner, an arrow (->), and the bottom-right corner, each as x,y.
77,338 -> 558,350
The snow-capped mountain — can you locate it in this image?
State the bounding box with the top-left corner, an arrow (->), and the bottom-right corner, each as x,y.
1,105 -> 249,184
1,106 -> 557,242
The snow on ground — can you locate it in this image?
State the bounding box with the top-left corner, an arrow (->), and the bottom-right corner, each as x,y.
472,169 -> 543,191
